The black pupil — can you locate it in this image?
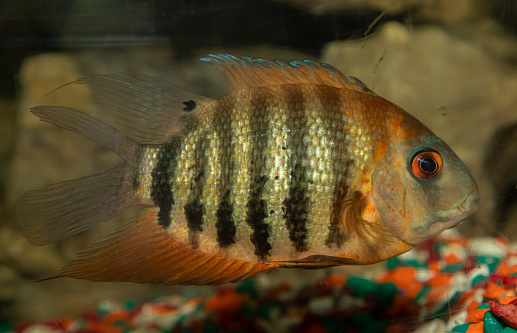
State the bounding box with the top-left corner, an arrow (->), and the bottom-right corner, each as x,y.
419,156 -> 438,174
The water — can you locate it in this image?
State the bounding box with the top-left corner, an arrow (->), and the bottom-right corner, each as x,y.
1,1 -> 516,331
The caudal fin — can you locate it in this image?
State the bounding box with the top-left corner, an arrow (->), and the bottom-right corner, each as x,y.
16,106 -> 140,246
17,72 -> 214,246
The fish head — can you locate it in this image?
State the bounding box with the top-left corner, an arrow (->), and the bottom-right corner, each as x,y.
370,123 -> 480,246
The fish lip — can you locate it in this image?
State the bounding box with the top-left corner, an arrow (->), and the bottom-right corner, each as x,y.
407,190 -> 481,244
459,190 -> 481,214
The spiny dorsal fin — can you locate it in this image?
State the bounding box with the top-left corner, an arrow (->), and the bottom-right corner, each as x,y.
201,54 -> 375,95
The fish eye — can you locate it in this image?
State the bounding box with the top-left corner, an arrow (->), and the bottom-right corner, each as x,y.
410,150 -> 442,180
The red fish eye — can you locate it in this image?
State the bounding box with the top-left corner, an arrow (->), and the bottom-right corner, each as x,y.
411,151 -> 442,179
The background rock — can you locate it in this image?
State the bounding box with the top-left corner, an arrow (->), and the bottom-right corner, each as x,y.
278,0 -> 483,23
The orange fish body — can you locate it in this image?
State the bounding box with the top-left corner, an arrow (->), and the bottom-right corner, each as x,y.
17,55 -> 480,285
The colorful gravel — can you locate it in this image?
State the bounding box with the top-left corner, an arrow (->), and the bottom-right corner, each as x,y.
5,231 -> 517,333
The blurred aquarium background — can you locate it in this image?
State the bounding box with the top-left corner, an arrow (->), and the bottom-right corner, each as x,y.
2,0 -> 517,332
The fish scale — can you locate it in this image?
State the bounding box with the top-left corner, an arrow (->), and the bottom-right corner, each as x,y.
16,54 -> 480,285
155,84 -> 376,262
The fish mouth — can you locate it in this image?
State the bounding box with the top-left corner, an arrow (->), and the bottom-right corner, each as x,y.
408,190 -> 481,244
459,190 -> 481,214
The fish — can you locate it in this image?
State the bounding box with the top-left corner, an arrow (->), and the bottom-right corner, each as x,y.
16,54 -> 480,286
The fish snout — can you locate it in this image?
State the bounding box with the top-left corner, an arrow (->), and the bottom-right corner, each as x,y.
459,190 -> 481,214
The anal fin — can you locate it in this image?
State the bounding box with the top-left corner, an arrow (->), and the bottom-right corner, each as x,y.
55,208 -> 278,286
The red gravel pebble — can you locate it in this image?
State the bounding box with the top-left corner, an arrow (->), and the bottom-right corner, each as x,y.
489,300 -> 517,329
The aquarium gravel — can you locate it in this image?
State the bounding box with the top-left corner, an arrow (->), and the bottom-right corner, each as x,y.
8,231 -> 517,333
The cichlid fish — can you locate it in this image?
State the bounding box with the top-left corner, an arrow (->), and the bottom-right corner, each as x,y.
17,54 -> 480,285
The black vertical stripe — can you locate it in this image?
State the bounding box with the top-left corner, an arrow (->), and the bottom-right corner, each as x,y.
318,87 -> 352,248
245,89 -> 272,258
326,176 -> 349,247
246,175 -> 270,258
184,132 -> 207,248
151,136 -> 182,229
181,117 -> 206,247
282,86 -> 310,253
216,190 -> 236,246
184,199 -> 204,246
215,99 -> 237,247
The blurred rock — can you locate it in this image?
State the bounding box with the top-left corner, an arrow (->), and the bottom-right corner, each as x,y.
0,226 -> 62,278
485,122 -> 517,237
9,243 -> 64,279
488,0 -> 517,34
278,0 -> 483,23
0,98 -> 17,226
322,21 -> 517,235
8,53 -> 100,208
0,265 -> 18,302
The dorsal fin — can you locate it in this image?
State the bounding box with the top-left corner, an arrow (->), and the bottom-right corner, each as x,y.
74,74 -> 213,144
201,54 -> 375,94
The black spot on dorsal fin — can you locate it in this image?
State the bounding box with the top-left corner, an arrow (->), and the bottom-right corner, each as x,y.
183,100 -> 196,112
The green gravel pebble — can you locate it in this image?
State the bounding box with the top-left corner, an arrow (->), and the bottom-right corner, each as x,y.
347,276 -> 377,298
123,299 -> 138,310
350,311 -> 372,325
0,322 -> 12,333
406,259 -> 427,268
484,310 -> 506,332
386,257 -> 426,269
415,285 -> 431,303
476,256 -> 501,273
472,274 -> 488,286
236,279 -> 258,298
451,323 -> 471,333
255,302 -> 283,319
376,282 -> 399,305
386,257 -> 401,269
442,263 -> 464,273
478,303 -> 491,309
435,243 -> 446,252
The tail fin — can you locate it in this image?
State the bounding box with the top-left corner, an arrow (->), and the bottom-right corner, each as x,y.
16,106 -> 140,246
17,72 -> 213,247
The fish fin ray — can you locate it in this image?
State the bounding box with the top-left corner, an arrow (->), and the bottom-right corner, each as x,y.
17,166 -> 137,246
345,191 -> 392,247
30,106 -> 139,160
17,106 -> 141,245
75,74 -> 213,144
278,254 -> 358,268
54,208 -> 278,286
201,54 -> 373,93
